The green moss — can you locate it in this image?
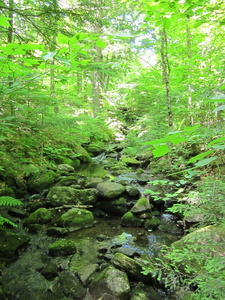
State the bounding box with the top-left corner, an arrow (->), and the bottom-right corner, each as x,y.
144,217 -> 161,230
57,208 -> 94,231
121,211 -> 143,227
24,208 -> 52,226
48,239 -> 77,256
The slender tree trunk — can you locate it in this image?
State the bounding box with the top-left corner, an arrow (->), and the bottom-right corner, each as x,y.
160,26 -> 173,128
8,0 -> 14,115
186,18 -> 194,125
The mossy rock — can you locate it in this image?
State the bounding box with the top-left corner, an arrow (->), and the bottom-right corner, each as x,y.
72,144 -> 92,163
89,265 -> 130,299
130,282 -> 160,300
48,239 -> 77,256
46,186 -> 97,206
54,176 -> 78,187
121,211 -> 143,227
131,198 -> 152,214
60,158 -> 81,169
57,208 -> 94,232
26,168 -> 57,193
0,232 -> 30,261
24,208 -> 52,226
96,181 -> 126,199
144,216 -> 161,230
121,157 -> 141,166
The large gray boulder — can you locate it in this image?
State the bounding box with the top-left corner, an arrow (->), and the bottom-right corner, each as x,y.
89,265 -> 130,299
96,181 -> 126,199
46,186 -> 98,207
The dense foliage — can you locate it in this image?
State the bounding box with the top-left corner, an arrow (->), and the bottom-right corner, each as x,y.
1,0 -> 225,298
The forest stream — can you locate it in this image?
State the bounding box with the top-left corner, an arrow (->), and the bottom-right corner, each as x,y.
0,154 -> 183,300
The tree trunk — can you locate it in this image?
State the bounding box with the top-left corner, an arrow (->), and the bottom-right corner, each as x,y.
160,26 -> 173,128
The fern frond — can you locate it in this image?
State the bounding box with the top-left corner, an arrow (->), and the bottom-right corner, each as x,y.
0,215 -> 18,228
0,196 -> 22,206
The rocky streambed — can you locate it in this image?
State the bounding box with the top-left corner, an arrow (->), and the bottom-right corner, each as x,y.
0,155 -> 184,300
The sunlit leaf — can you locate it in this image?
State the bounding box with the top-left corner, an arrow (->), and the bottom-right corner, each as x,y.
213,105 -> 225,112
42,52 -> 56,61
95,40 -> 107,48
188,151 -> 214,163
194,157 -> 217,167
152,145 -> 169,158
0,16 -> 11,27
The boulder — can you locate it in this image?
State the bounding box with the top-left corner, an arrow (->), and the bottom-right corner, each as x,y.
89,265 -> 130,299
130,282 -> 160,300
131,197 -> 152,214
46,186 -> 97,207
57,208 -> 94,232
51,270 -> 86,299
77,263 -> 99,286
72,144 -> 92,163
24,208 -> 52,226
57,164 -> 75,173
121,211 -> 143,227
112,253 -> 155,284
48,239 -> 77,256
0,232 -> 30,261
96,182 -> 126,199
95,197 -> 127,215
26,167 -> 57,193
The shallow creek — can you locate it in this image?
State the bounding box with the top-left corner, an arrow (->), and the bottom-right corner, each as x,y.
1,156 -> 182,299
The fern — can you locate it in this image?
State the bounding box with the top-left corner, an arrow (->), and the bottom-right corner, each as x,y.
0,215 -> 18,228
0,196 -> 22,206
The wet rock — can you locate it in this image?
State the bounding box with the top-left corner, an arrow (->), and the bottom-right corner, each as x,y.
57,164 -> 74,173
126,186 -> 140,197
57,164 -> 75,173
54,176 -> 78,186
0,232 -> 30,261
57,208 -> 94,232
40,262 -> 58,280
48,239 -> 77,256
111,246 -> 140,258
8,207 -> 26,218
121,211 -> 144,227
77,263 -> 99,285
112,253 -> 155,284
95,197 -> 127,215
130,282 -> 160,300
89,265 -> 130,299
46,227 -> 68,236
52,270 -> 86,299
85,177 -> 104,188
24,208 -> 52,226
131,197 -> 152,214
96,182 -> 126,199
26,168 -> 57,193
46,186 -> 98,207
158,213 -> 183,235
144,216 -> 161,230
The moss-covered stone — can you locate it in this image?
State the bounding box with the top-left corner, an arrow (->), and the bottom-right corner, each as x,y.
130,282 -> 160,300
0,232 -> 30,261
46,186 -> 97,206
96,181 -> 126,199
144,216 -> 161,230
48,239 -> 77,256
57,208 -> 94,232
54,176 -> 78,187
24,208 -> 52,226
72,144 -> 92,163
121,211 -> 143,227
89,265 -> 130,299
131,197 -> 152,214
26,167 -> 57,192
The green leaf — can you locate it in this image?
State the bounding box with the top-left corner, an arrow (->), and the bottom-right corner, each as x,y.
42,52 -> 56,61
55,55 -> 71,66
194,157 -> 217,167
57,33 -> 69,44
213,105 -> 225,112
95,40 -> 107,48
152,144 -> 169,158
188,150 -> 214,163
211,145 -> 225,150
171,136 -> 185,145
163,18 -> 170,30
0,16 -> 11,27
207,137 -> 225,146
